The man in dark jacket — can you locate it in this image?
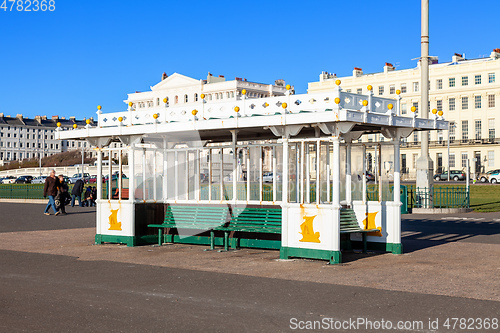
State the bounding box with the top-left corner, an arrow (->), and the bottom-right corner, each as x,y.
71,178 -> 84,207
55,174 -> 69,216
43,170 -> 60,215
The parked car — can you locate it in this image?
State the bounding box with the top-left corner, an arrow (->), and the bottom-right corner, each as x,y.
434,170 -> 466,181
489,172 -> 500,184
262,172 -> 281,183
68,173 -> 90,184
103,172 -> 127,183
475,172 -> 489,183
88,175 -> 98,183
31,176 -> 48,184
14,175 -> 33,184
1,176 -> 17,184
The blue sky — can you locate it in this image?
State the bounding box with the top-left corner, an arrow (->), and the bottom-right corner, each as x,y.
1,0 -> 499,120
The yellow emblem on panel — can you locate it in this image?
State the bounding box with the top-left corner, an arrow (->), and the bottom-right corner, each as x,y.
108,209 -> 122,231
299,215 -> 321,243
362,211 -> 382,237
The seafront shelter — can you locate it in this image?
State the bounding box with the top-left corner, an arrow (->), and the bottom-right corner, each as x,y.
58,82 -> 448,264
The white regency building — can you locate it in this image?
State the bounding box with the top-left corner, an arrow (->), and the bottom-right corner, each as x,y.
308,49 -> 500,179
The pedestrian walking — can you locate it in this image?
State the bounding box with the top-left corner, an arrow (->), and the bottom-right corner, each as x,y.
43,170 -> 60,216
55,175 -> 70,216
71,178 -> 84,207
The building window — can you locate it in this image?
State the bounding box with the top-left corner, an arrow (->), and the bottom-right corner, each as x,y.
194,93 -> 198,102
488,151 -> 494,167
175,95 -> 178,104
449,153 -> 456,168
356,88 -> 362,94
184,94 -> 188,103
461,152 -> 468,168
401,103 -> 407,115
461,96 -> 468,110
400,83 -> 407,93
461,76 -> 468,86
489,119 -> 495,139
413,82 -> 419,92
475,95 -> 481,109
474,75 -> 481,85
436,79 -> 442,90
156,98 -> 160,106
412,153 -> 418,169
461,121 -> 468,142
436,100 -> 442,112
389,85 -> 395,94
378,86 -> 384,95
449,98 -> 455,111
488,73 -> 495,83
475,120 -> 481,140
488,94 -> 495,108
449,77 -> 455,87
413,132 -> 418,143
437,130 -> 444,143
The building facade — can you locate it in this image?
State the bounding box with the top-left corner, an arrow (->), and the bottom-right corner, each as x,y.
308,49 -> 500,178
125,72 -> 290,110
0,114 -> 92,166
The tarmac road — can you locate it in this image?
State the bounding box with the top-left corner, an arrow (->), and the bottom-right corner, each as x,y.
0,203 -> 498,332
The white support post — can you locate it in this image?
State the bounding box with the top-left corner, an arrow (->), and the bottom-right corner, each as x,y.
300,141 -> 305,204
306,144 -> 310,204
316,140 -> 320,204
108,150 -> 112,200
232,131 -> 237,203
346,142 -> 352,206
259,146 -> 263,202
163,139 -> 168,202
378,144 -> 382,202
129,146 -> 135,202
362,144 -> 367,203
331,135 -> 341,255
272,146 -> 277,202
246,149 -> 250,201
152,150 -> 156,201
392,137 -> 402,252
142,149 -> 146,201
119,150 -> 123,200
282,139 -> 289,203
97,149 -> 103,201
196,149 -> 201,201
326,141 -> 330,203
220,148 -> 224,201
208,149 -> 212,201
185,151 -> 189,201
174,151 -> 179,201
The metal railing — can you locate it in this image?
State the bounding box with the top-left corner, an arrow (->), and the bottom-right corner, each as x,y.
408,186 -> 469,209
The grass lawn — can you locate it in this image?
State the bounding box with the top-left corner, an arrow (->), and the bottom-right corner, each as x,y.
469,185 -> 500,212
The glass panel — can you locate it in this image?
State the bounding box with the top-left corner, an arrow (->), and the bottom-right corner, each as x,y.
134,149 -> 144,200
351,145 -> 364,201
155,150 -> 163,201
288,143 -> 298,203
166,151 -> 175,200
249,146 -> 260,201
177,151 -> 187,200
381,144 -> 394,202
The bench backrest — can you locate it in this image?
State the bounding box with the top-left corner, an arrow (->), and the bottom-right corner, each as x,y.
230,207 -> 282,230
340,208 -> 362,232
164,205 -> 230,229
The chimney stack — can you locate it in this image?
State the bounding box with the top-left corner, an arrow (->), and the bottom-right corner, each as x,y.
383,63 -> 395,73
491,48 -> 500,59
162,72 -> 168,80
353,67 -> 363,77
452,53 -> 464,62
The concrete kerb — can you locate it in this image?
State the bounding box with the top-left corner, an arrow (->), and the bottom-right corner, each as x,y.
412,208 -> 473,214
0,199 -> 48,204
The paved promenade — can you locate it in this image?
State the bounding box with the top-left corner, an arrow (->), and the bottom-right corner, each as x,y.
0,202 -> 498,332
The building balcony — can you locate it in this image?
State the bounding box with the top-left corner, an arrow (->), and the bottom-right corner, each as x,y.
401,138 -> 500,148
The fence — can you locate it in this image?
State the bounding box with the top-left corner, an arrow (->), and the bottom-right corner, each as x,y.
408,186 -> 470,209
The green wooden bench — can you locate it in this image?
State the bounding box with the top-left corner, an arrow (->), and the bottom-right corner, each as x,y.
148,205 -> 230,249
218,207 -> 282,251
340,208 -> 379,253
